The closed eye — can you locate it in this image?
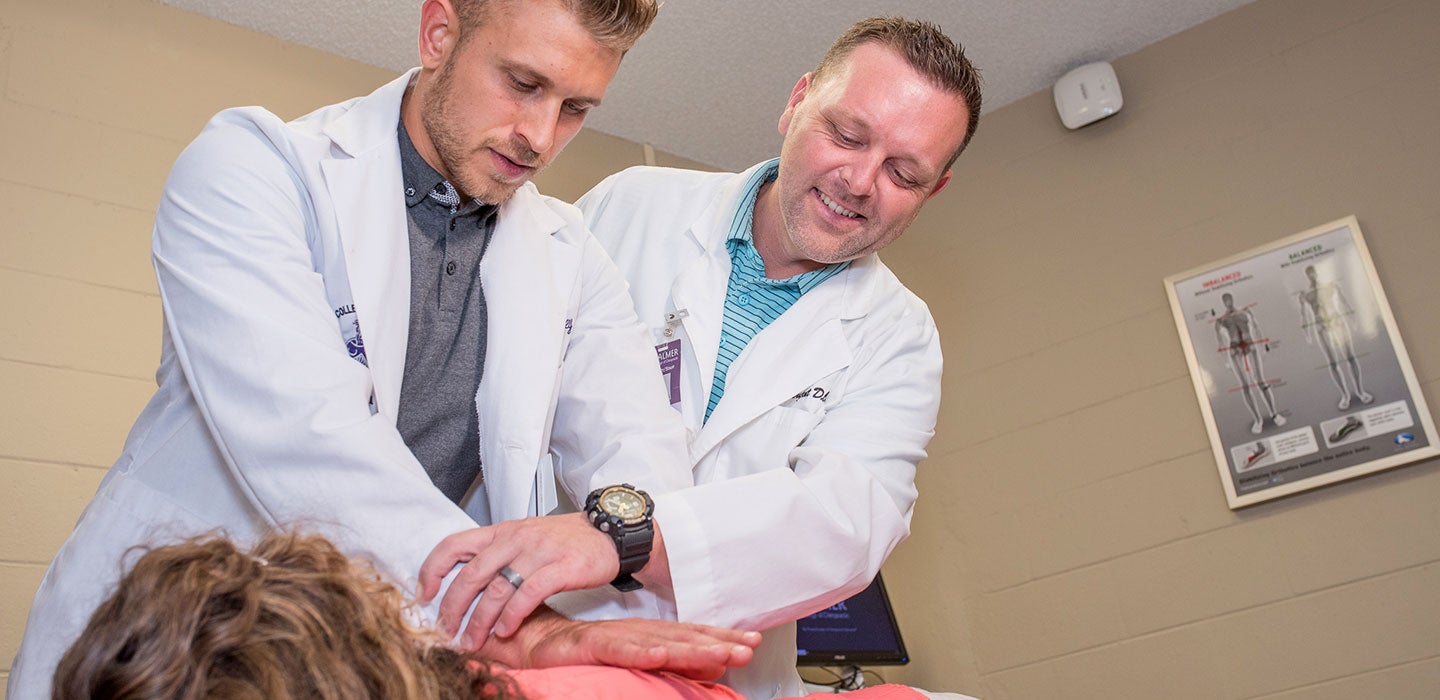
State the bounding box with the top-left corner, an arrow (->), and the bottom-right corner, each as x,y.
889,166 -> 920,188
827,120 -> 861,148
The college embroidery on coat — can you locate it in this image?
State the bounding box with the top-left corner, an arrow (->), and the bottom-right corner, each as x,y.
334,303 -> 368,367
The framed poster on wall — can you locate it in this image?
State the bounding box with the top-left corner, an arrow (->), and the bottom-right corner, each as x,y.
1164,216 -> 1438,509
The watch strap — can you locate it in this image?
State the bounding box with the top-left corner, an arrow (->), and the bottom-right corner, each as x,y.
585,484 -> 654,592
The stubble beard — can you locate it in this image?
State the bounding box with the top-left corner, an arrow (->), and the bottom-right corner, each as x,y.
421,56 -> 534,205
778,179 -> 875,266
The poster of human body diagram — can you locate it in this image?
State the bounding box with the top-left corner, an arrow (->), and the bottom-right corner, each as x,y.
1165,216 -> 1438,508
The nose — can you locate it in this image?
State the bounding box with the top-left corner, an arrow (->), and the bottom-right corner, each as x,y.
839,153 -> 882,198
515,100 -> 561,157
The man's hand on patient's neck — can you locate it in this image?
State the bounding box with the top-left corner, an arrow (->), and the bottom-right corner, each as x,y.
419,512 -> 677,651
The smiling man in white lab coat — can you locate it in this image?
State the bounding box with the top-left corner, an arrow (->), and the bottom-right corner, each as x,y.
577,20 -> 982,697
5,1 -> 763,697
426,17 -> 985,700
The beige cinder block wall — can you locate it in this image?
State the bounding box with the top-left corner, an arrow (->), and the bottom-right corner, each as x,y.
878,0 -> 1440,698
0,0 -> 708,691
6,0 -> 1437,696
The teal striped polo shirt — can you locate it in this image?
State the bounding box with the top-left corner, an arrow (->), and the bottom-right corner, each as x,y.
706,159 -> 848,422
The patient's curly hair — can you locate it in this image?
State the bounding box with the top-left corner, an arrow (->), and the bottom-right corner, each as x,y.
52,532 -> 518,700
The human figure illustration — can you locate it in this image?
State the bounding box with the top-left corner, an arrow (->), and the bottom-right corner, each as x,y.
1299,265 -> 1373,410
1215,292 -> 1286,434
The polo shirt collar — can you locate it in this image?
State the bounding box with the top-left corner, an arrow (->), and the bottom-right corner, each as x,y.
397,120 -> 449,209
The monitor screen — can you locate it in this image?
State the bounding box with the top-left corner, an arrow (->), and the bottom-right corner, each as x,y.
795,573 -> 909,667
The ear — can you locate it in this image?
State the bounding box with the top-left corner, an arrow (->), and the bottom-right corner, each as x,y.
777,72 -> 813,136
418,0 -> 460,71
926,170 -> 953,200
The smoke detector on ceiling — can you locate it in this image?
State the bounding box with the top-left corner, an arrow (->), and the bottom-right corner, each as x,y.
1054,61 -> 1123,129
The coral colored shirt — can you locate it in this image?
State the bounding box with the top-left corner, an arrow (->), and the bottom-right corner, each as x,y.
505,666 -> 925,700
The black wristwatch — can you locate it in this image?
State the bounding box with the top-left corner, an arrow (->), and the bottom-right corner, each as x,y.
585,484 -> 655,592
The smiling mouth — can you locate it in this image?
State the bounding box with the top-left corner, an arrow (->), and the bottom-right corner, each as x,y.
816,190 -> 861,219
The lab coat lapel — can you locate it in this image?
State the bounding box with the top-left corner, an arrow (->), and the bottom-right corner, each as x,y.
480,187 -> 573,523
321,72 -> 413,420
671,196 -> 732,430
692,267 -> 856,459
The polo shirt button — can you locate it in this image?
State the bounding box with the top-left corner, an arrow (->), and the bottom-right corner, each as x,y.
738,293 -> 751,305
405,187 -> 415,196
446,261 -> 457,275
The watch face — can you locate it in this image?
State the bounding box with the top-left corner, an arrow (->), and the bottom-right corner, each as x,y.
600,488 -> 647,521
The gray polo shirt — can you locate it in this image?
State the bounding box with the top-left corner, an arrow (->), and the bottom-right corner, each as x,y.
395,121 -> 498,503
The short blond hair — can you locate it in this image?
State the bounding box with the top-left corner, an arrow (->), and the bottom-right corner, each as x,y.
455,0 -> 659,52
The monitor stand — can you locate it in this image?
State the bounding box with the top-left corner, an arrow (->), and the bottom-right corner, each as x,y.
836,665 -> 866,691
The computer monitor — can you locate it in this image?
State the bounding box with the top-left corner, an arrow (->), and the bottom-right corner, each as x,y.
795,573 -> 909,667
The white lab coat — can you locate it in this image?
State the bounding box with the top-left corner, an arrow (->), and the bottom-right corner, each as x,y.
574,163 -> 943,700
7,70 -> 689,700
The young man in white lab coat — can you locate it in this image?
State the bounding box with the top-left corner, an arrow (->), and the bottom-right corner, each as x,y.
7,1 -> 758,697
426,17 -> 983,700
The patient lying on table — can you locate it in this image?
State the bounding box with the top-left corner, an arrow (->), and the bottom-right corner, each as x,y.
51,532 -> 954,700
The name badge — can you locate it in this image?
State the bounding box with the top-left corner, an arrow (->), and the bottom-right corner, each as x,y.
655,339 -> 683,408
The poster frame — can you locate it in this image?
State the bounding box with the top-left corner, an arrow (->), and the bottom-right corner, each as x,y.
1164,216 -> 1438,509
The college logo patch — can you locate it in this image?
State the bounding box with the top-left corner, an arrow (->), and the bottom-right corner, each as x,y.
346,327 -> 368,367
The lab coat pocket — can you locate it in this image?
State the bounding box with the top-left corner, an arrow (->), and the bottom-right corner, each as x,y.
532,452 -> 559,517
718,404 -> 826,479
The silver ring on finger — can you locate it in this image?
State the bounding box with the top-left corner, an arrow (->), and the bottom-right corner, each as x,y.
497,565 -> 525,590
